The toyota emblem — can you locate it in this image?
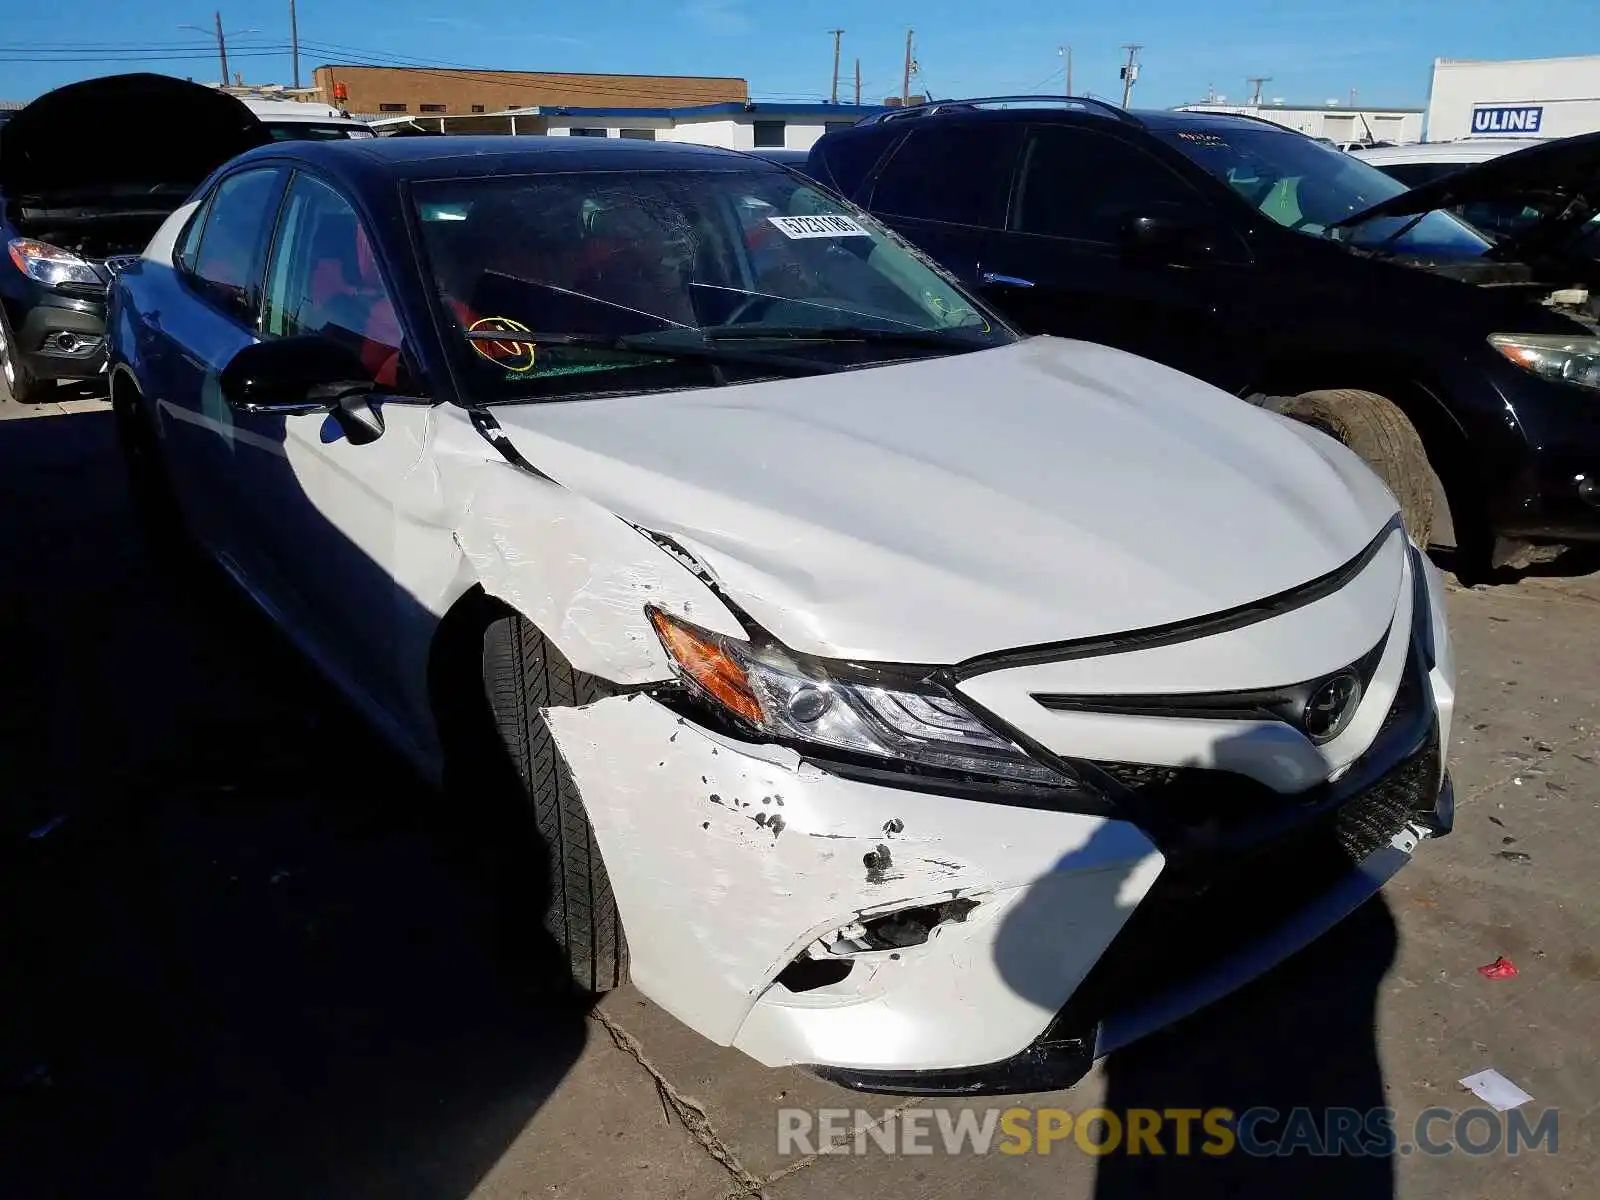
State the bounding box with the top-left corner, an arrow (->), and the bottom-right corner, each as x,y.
1302,671 -> 1363,743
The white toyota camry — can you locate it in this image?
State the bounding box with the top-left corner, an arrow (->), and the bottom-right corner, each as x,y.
106,135 -> 1455,1094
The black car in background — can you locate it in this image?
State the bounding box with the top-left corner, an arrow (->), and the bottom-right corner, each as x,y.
1,74 -> 267,401
807,98 -> 1600,574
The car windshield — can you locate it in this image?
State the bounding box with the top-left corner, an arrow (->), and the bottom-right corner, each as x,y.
410,167 -> 1010,400
1153,125 -> 1494,260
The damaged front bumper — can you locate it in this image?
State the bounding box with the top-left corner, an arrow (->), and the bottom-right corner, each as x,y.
815,735 -> 1452,1096
545,657 -> 1451,1095
542,538 -> 1456,1094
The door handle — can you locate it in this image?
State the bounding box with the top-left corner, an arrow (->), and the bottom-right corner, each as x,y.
980,272 -> 1035,289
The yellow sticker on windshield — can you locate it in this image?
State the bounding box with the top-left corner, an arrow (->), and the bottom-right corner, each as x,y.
468,316 -> 537,372
925,292 -> 989,332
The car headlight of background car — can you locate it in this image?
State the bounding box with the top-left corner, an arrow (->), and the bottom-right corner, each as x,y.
1490,333 -> 1600,390
647,607 -> 1076,789
7,239 -> 107,289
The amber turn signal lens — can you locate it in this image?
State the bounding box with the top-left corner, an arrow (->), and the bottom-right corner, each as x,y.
647,608 -> 764,725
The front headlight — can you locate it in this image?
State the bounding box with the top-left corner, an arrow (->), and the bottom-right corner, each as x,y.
7,239 -> 105,289
648,607 -> 1076,789
1489,333 -> 1600,391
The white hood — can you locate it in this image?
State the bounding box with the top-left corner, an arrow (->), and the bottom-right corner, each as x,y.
488,337 -> 1400,665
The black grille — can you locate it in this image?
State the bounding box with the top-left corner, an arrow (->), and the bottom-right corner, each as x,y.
1334,740 -> 1433,860
1048,722 -> 1440,1039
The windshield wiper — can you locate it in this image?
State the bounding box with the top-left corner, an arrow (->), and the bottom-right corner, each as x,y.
697,324 -> 990,349
460,329 -> 843,375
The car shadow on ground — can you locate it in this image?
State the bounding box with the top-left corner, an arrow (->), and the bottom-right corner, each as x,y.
0,410 -> 589,1199
1091,896 -> 1397,1199
992,739 -> 1403,1196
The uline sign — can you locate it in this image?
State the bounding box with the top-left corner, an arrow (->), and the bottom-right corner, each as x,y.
1471,105 -> 1544,135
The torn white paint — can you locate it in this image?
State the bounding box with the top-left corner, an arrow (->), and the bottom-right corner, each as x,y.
434,409 -> 746,686
544,691 -> 1162,1070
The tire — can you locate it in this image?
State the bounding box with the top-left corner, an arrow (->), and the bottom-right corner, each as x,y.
481,614 -> 629,993
1276,388 -> 1436,547
0,308 -> 52,404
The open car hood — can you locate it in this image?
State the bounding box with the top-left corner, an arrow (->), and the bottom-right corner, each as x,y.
1337,131 -> 1600,257
0,73 -> 271,195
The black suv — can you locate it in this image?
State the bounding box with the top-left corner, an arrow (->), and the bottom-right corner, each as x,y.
806,98 -> 1600,573
1,74 -> 267,402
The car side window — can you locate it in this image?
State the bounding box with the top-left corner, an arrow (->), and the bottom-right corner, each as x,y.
869,126 -> 1020,228
188,168 -> 285,321
261,173 -> 408,389
1013,126 -> 1207,243
173,195 -> 213,275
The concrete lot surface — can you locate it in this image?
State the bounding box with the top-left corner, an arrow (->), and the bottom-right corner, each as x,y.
1,389 -> 1595,1199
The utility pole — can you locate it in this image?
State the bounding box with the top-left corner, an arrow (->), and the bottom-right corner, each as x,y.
828,29 -> 844,103
290,0 -> 301,89
1059,45 -> 1073,95
213,10 -> 229,88
854,57 -> 861,105
1119,43 -> 1142,108
181,13 -> 259,87
1247,75 -> 1271,105
901,28 -> 914,105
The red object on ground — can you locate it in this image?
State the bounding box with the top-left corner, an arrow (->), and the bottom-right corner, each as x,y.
1478,956 -> 1519,979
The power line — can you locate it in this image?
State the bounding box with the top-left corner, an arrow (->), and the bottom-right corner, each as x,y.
1023,66 -> 1065,93
0,48 -> 291,63
6,32 -> 854,109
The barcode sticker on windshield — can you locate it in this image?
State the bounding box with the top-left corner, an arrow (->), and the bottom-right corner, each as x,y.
768,214 -> 871,239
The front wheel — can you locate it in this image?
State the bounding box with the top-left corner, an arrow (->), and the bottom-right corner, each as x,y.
1274,388 -> 1437,547
0,308 -> 51,404
481,614 -> 629,994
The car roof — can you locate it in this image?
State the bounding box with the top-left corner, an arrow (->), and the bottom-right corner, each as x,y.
226,134 -> 780,187
1353,139 -> 1544,166
829,99 -> 1310,139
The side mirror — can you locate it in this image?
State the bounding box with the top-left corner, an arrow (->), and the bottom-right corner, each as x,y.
219,336 -> 386,445
1119,205 -> 1228,264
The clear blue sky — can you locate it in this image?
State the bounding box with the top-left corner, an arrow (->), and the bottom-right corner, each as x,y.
3,0 -> 1597,109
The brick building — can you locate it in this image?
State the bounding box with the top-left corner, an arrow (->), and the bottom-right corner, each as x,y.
311,65 -> 747,119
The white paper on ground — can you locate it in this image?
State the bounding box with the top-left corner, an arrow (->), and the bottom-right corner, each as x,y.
1459,1068 -> 1534,1111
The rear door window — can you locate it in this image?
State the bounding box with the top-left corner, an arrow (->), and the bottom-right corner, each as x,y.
188,167 -> 287,322
1012,125 -> 1206,243
869,125 -> 1022,228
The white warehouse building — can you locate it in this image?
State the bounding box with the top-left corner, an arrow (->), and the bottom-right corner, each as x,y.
370,101 -> 883,151
1426,54 -> 1600,141
1173,100 -> 1424,144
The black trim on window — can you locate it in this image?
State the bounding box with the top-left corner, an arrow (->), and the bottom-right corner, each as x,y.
178,164 -> 290,330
